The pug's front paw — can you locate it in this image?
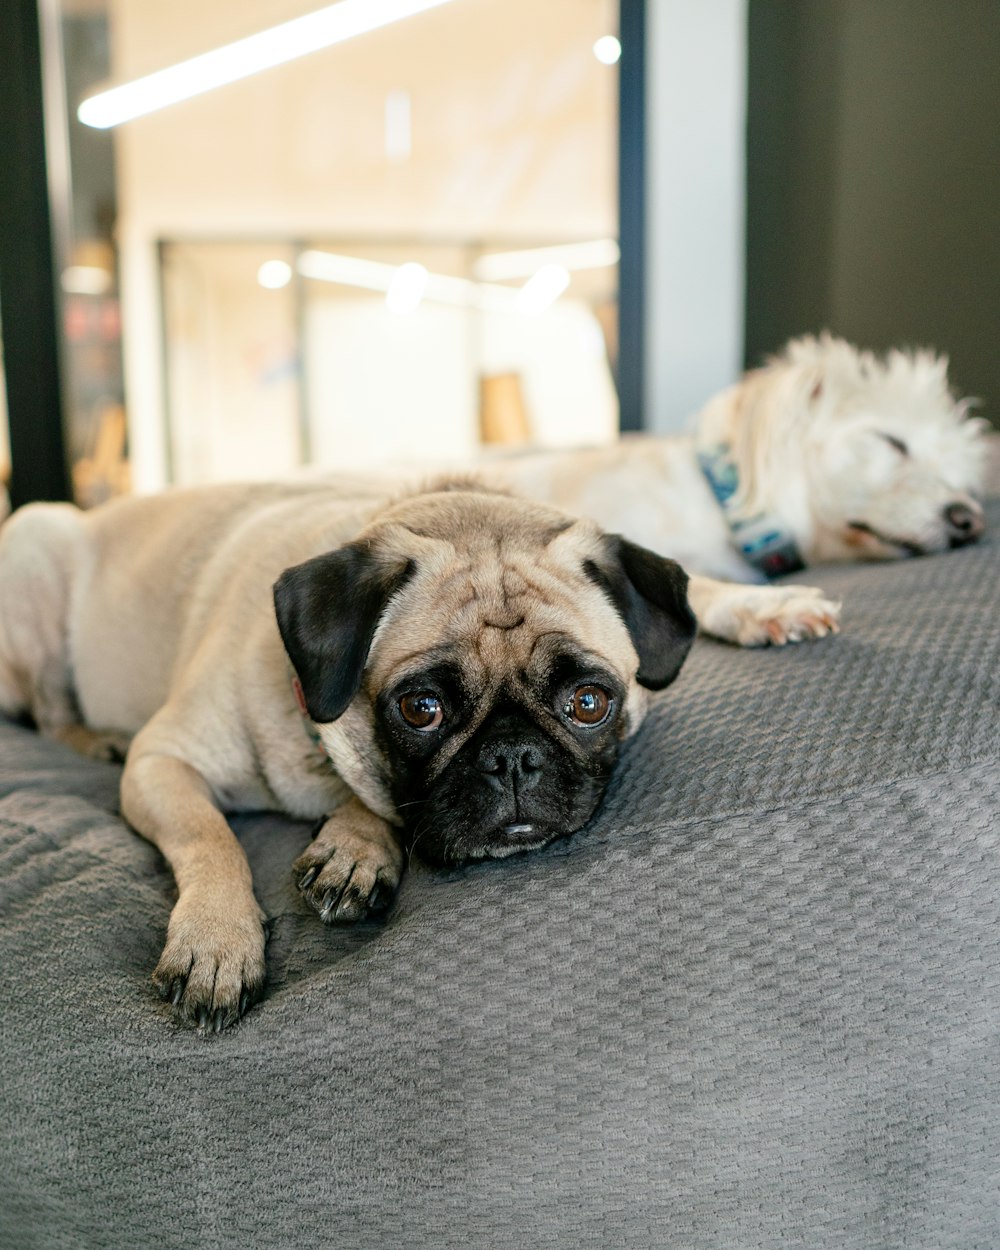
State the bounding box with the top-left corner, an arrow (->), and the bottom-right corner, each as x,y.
294,800 -> 403,924
152,888 -> 267,1032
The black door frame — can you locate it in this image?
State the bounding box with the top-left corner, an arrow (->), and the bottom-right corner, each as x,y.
0,0 -> 73,509
617,0 -> 646,434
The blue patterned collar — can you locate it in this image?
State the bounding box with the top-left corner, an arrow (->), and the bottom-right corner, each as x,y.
698,444 -> 805,579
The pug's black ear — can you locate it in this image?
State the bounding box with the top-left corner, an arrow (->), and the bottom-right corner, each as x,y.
273,541 -> 414,723
586,535 -> 696,690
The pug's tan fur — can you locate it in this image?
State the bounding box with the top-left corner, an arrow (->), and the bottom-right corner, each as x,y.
0,479 -> 693,1030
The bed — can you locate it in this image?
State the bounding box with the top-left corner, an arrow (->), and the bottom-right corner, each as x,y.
1,453 -> 998,1249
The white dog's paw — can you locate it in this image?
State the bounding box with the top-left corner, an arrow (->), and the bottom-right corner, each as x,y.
152,888 -> 267,1031
700,584 -> 842,647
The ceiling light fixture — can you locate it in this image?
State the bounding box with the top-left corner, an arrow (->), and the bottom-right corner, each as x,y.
296,249 -> 571,316
257,260 -> 293,289
385,262 -> 428,314
473,238 -> 620,282
515,265 -> 572,316
298,248 -> 510,309
593,35 -> 622,65
298,250 -> 401,293
78,0 -> 458,130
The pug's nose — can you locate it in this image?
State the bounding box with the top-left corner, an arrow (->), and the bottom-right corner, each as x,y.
477,741 -> 544,789
944,502 -> 985,546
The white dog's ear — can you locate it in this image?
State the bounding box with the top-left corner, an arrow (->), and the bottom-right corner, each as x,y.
908,347 -> 949,379
960,409 -> 991,438
585,536 -> 697,690
954,394 -> 986,422
887,347 -> 953,400
274,543 -> 414,723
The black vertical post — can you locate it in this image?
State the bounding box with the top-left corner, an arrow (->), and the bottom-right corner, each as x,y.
617,0 -> 646,432
0,0 -> 73,509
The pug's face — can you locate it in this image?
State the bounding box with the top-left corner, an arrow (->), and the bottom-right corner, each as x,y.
274,487 -> 695,865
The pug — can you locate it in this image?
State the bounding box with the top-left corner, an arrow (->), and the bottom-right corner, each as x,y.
0,479 -> 695,1030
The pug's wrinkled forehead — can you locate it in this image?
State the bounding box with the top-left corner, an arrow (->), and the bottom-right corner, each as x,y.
362,490 -> 643,693
273,483 -> 695,836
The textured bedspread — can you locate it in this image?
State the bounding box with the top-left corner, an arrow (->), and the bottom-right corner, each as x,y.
1,475 -> 999,1249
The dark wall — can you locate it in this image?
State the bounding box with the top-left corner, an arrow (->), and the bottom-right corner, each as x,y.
746,0 -> 1000,425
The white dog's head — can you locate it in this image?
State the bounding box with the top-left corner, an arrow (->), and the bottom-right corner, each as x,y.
696,333 -> 989,566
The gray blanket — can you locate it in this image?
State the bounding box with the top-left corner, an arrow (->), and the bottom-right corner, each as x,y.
2,475 -> 999,1249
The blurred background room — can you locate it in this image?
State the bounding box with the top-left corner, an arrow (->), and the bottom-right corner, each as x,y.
1,0 -> 998,511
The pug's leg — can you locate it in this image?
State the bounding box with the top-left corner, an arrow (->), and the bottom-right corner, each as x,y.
121,751 -> 267,1031
0,616 -> 132,763
48,723 -> 133,762
1,618 -> 129,762
294,797 -> 403,924
687,575 -> 841,647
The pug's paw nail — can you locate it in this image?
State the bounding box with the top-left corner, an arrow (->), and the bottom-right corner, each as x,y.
319,887 -> 341,922
154,901 -> 267,1031
367,882 -> 389,914
334,889 -> 365,923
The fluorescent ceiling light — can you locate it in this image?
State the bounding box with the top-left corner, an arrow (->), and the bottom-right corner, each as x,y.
298,250 -> 402,294
473,238 -> 619,281
516,265 -> 571,316
297,250 -> 526,313
593,35 -> 622,65
78,0 -> 458,130
257,260 -> 293,289
385,262 -> 428,314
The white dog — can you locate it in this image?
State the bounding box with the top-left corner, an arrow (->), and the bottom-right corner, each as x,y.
483,335 -> 988,647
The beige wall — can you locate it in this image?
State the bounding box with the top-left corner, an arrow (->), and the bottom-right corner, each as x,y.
112,0 -> 617,238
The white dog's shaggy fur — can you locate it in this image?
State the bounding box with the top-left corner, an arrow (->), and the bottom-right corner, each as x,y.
484,334 -> 988,646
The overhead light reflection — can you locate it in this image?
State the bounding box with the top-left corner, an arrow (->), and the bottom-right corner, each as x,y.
298,250 -> 542,314
385,262 -> 428,313
257,260 -> 293,289
474,238 -> 619,281
78,0 -> 458,129
297,251 -> 392,292
516,265 -> 571,316
296,250 -> 576,317
593,35 -> 622,65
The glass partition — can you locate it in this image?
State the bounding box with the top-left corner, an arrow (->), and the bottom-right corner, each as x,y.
162,235 -> 619,483
49,0 -> 622,494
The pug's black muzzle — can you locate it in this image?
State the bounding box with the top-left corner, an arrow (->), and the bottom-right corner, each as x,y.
402,710 -> 615,866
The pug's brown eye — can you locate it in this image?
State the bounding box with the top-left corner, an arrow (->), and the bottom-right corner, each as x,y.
399,692 -> 444,730
564,684 -> 611,727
